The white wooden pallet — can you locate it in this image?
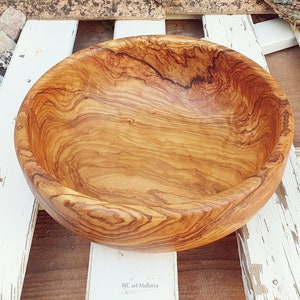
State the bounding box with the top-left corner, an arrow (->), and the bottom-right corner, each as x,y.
0,15 -> 299,300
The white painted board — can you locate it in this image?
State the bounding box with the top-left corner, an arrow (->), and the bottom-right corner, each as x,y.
254,18 -> 298,54
86,19 -> 179,300
87,244 -> 178,300
0,20 -> 78,300
203,14 -> 300,299
203,15 -> 268,70
113,20 -> 166,39
237,147 -> 300,299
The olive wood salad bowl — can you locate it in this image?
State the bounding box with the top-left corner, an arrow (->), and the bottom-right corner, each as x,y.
15,35 -> 293,252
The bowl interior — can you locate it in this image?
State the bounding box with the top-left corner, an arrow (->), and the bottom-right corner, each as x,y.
26,36 -> 280,207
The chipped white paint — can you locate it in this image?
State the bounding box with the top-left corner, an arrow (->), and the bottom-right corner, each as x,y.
237,147 -> 300,299
203,15 -> 268,70
86,19 -> 178,300
204,14 -> 300,299
0,20 -> 78,300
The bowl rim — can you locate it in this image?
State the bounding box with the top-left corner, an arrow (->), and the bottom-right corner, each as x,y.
14,35 -> 294,225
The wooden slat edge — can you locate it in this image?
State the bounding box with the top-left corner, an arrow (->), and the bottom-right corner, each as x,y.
295,147 -> 300,159
113,19 -> 166,39
254,18 -> 298,55
0,20 -> 78,300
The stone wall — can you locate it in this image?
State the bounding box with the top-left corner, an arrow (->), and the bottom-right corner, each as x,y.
0,7 -> 25,84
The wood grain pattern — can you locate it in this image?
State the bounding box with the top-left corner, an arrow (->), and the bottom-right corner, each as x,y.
15,35 -> 293,252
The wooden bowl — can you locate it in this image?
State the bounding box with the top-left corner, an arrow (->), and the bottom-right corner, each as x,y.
15,35 -> 293,252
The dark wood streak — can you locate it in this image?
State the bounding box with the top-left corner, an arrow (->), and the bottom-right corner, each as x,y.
15,35 -> 294,252
96,43 -> 234,90
282,109 -> 293,136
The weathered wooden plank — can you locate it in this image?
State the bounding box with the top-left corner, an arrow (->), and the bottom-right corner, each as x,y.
203,14 -> 300,299
0,20 -> 78,300
254,18 -> 298,54
237,147 -> 300,299
87,244 -> 178,300
203,15 -> 268,69
0,0 -> 273,20
86,19 -> 178,300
